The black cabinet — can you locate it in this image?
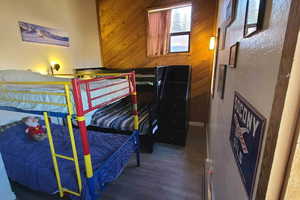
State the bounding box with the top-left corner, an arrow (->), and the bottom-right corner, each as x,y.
156,65 -> 191,146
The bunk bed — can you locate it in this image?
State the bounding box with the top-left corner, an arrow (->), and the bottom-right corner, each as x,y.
73,66 -> 191,149
73,68 -> 160,153
72,65 -> 191,148
0,70 -> 140,200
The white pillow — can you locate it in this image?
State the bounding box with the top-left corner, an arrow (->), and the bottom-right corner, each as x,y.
0,70 -> 70,88
0,70 -> 67,81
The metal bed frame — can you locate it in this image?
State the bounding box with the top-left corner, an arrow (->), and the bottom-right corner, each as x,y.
55,69 -> 159,153
0,72 -> 140,200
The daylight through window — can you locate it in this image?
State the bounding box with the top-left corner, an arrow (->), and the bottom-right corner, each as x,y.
147,4 -> 192,56
169,6 -> 192,53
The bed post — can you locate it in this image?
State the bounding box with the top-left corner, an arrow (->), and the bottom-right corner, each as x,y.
71,79 -> 96,199
129,72 -> 140,167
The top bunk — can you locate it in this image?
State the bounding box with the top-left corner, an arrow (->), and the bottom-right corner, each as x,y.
73,67 -> 161,106
0,70 -> 136,122
71,65 -> 191,111
74,66 -> 191,101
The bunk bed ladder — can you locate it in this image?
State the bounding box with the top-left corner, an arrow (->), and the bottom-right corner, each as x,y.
43,112 -> 82,198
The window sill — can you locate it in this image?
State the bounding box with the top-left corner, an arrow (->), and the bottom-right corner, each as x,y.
168,52 -> 191,56
147,52 -> 191,58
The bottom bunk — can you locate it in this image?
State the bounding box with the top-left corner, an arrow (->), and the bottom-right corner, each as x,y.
0,121 -> 139,200
89,98 -> 157,153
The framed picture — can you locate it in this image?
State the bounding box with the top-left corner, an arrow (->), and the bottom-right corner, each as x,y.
229,92 -> 266,199
224,0 -> 237,27
211,28 -> 221,98
217,64 -> 227,99
19,21 -> 69,47
219,24 -> 227,50
244,0 -> 266,37
229,42 -> 239,68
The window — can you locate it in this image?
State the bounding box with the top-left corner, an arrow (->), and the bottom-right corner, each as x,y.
147,4 -> 192,56
169,6 -> 192,53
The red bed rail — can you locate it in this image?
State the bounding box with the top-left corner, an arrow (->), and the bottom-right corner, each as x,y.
70,71 -> 137,182
71,72 -> 135,116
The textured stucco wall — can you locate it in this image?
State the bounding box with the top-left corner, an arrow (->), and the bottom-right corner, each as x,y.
209,0 -> 292,199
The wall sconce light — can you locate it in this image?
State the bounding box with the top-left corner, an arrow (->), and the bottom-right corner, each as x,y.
49,61 -> 61,75
209,37 -> 216,50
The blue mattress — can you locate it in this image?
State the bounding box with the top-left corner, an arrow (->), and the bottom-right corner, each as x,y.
91,98 -> 151,135
0,122 -> 137,200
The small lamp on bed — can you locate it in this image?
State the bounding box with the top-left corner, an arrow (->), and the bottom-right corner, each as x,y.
49,62 -> 61,75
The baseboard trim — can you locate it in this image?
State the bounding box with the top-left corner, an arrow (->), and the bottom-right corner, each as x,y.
205,159 -> 214,200
189,121 -> 205,127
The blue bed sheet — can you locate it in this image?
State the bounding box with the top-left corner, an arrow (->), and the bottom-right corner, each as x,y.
0,122 -> 137,200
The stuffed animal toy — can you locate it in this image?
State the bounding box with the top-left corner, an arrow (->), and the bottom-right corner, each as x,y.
23,117 -> 47,141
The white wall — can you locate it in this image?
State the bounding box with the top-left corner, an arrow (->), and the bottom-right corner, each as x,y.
0,0 -> 102,74
209,0 -> 292,199
0,0 -> 102,125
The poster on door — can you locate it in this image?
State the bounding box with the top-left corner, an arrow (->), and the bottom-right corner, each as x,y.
229,92 -> 266,199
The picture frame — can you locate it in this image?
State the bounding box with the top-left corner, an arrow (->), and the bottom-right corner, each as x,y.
219,24 -> 227,50
19,21 -> 69,47
229,42 -> 239,68
224,0 -> 237,27
217,64 -> 227,99
244,0 -> 266,38
211,28 -> 221,98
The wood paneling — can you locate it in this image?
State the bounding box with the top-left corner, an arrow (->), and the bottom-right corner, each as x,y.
98,0 -> 218,102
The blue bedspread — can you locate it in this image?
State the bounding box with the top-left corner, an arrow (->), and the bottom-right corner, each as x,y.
0,122 -> 137,200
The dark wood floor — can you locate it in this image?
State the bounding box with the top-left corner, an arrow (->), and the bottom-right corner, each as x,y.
13,126 -> 206,200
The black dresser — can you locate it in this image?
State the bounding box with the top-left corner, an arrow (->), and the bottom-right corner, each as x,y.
156,65 -> 191,146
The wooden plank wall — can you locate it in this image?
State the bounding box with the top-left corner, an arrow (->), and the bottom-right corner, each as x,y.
98,0 -> 217,121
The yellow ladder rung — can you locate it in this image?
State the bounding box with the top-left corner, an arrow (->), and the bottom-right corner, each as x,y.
56,154 -> 74,161
63,188 -> 81,196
